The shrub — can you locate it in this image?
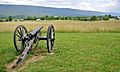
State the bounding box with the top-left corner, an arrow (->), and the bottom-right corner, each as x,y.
0,19 -> 4,22
6,16 -> 13,21
103,16 -> 109,20
90,16 -> 99,21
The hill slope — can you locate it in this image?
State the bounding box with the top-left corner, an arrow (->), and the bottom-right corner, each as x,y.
0,4 -> 119,17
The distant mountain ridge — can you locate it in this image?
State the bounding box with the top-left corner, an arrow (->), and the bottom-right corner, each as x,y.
0,4 -> 120,17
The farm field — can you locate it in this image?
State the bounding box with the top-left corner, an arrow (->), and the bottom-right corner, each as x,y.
0,20 -> 120,32
0,32 -> 120,72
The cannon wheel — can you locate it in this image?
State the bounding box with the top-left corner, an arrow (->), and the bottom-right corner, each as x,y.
14,25 -> 28,53
47,25 -> 55,53
32,31 -> 41,48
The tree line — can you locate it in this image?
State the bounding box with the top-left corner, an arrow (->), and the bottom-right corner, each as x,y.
0,14 -> 117,22
39,15 -> 113,21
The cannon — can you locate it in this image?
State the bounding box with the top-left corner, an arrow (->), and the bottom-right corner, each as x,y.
13,25 -> 55,68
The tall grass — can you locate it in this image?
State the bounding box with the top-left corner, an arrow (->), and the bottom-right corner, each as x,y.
0,20 -> 120,32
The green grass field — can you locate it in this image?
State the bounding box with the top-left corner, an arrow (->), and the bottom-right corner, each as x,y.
0,32 -> 120,72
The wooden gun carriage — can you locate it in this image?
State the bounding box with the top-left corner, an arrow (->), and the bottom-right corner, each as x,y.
13,25 -> 55,68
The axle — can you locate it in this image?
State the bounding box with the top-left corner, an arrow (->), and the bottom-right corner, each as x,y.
38,36 -> 47,40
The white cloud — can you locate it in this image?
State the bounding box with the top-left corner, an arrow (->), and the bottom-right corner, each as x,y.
48,1 -> 70,5
70,0 -> 118,12
72,2 -> 94,11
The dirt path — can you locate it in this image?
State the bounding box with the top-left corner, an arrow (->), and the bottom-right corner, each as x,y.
5,48 -> 47,72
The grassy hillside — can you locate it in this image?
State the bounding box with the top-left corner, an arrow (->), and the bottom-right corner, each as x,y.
0,33 -> 120,72
1,4 -> 119,17
0,20 -> 120,33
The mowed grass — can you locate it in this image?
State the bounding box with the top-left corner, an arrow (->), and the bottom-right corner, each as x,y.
0,20 -> 120,32
0,32 -> 120,72
0,33 -> 16,71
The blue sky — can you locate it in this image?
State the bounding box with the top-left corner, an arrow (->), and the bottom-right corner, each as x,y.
0,0 -> 120,13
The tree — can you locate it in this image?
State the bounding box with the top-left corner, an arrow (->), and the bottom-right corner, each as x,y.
0,19 -> 4,22
103,16 -> 109,20
108,14 -> 112,18
32,16 -> 37,20
90,16 -> 99,21
25,16 -> 37,20
26,16 -> 31,20
7,16 -> 13,21
45,15 -> 49,20
40,17 -> 45,20
50,16 -> 55,20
